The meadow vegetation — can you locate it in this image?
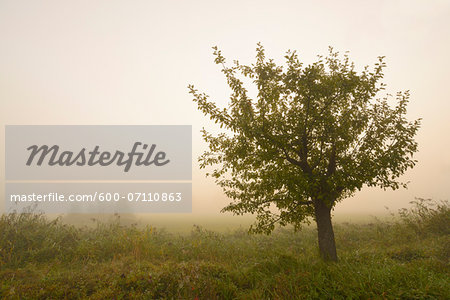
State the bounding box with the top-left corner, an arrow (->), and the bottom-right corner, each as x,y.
0,198 -> 448,299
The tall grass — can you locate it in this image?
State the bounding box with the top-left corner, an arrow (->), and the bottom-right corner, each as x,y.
0,199 -> 448,299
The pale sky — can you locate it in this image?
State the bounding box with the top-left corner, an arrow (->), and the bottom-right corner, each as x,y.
1,0 -> 449,215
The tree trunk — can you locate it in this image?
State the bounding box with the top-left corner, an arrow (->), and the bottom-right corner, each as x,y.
313,199 -> 338,262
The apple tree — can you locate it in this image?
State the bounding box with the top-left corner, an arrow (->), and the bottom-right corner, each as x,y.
189,45 -> 420,261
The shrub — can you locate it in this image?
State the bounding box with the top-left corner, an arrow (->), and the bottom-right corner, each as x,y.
398,198 -> 450,236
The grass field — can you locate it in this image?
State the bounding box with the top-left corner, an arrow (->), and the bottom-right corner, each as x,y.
0,198 -> 449,299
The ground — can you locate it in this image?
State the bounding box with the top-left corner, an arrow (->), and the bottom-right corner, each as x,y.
0,199 -> 448,299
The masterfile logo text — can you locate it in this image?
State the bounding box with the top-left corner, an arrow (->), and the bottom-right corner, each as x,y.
26,142 -> 170,172
6,125 -> 192,180
5,125 -> 192,214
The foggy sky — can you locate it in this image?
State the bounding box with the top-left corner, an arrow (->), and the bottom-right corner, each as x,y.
1,0 -> 449,215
